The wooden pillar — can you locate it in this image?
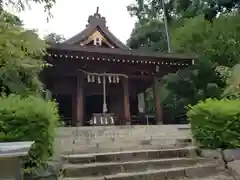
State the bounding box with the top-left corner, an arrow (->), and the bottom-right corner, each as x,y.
123,77 -> 131,125
153,77 -> 162,124
75,75 -> 84,126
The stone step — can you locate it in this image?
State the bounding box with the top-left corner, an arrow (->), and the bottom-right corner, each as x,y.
55,126 -> 192,156
63,157 -> 210,177
62,162 -> 223,180
62,146 -> 197,164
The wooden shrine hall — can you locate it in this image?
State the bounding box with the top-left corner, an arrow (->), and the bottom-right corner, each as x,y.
42,8 -> 194,126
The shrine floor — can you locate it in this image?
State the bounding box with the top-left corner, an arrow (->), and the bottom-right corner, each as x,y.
54,125 -> 236,180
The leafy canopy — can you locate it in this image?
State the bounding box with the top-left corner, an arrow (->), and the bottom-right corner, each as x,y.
217,64 -> 240,98
0,0 -> 56,19
172,15 -> 240,67
0,12 -> 47,95
44,32 -> 65,44
127,20 -> 167,51
128,0 -> 240,23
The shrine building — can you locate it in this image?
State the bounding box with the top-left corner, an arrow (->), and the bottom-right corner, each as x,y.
42,8 -> 195,126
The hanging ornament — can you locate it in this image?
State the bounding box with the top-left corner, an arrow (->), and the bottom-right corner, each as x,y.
89,119 -> 93,125
116,76 -> 119,83
93,116 -> 97,125
108,76 -> 112,83
110,116 -> 114,124
98,76 -> 101,84
105,117 -> 108,125
87,75 -> 91,83
113,76 -> 116,83
91,75 -> 95,83
100,117 -> 103,125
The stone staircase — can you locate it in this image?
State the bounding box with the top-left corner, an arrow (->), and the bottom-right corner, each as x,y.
56,126 -> 235,180
60,146 -> 233,180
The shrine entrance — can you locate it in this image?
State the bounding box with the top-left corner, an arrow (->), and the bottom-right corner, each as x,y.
84,94 -> 111,125
42,9 -> 194,126
81,70 -> 126,126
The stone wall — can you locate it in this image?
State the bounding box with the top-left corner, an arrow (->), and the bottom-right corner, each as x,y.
53,125 -> 191,159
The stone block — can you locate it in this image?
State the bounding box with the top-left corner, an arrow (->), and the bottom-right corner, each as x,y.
228,160 -> 240,179
223,149 -> 240,162
164,168 -> 185,178
184,164 -> 218,178
200,149 -> 222,160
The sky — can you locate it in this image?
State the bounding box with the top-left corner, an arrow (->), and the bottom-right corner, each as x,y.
11,0 -> 137,44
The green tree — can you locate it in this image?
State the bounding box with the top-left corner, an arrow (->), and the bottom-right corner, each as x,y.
217,64 -> 240,98
163,59 -> 224,122
0,0 -> 56,95
159,15 -> 240,122
44,33 -> 65,44
128,0 -> 240,23
145,58 -> 224,123
0,0 -> 60,174
172,15 -> 240,67
0,0 -> 55,18
0,12 -> 47,95
127,1 -> 240,124
127,20 -> 167,51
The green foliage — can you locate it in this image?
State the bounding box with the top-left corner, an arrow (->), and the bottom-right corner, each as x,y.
44,33 -> 66,44
217,64 -> 240,98
188,98 -> 240,149
144,83 -> 170,113
127,0 -> 240,125
0,94 -> 60,168
1,0 -> 56,19
224,64 -> 240,98
144,58 -> 224,123
127,20 -> 167,51
172,15 -> 240,66
0,11 -> 47,95
128,0 -> 240,24
161,58 -> 224,123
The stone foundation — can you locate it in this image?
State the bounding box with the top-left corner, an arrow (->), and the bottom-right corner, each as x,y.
53,125 -> 191,159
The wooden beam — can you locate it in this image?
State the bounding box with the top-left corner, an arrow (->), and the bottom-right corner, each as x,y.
43,68 -> 155,80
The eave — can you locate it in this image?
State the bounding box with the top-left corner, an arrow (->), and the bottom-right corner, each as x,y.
48,43 -> 196,59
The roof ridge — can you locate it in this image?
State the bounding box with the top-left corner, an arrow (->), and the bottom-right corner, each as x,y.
63,8 -> 128,49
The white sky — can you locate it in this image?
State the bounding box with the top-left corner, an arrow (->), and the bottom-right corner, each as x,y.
11,0 -> 137,44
